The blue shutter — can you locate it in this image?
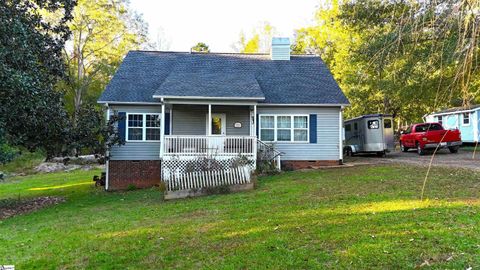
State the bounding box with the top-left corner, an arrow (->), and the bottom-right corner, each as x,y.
118,112 -> 126,142
256,114 -> 259,137
164,113 -> 171,135
309,114 -> 317,143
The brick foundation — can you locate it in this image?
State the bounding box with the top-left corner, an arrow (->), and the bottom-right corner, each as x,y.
281,160 -> 342,170
108,160 -> 161,190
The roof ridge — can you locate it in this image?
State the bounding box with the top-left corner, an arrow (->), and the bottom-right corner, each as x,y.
129,50 -> 317,57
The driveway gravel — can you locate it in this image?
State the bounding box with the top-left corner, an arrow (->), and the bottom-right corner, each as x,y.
344,148 -> 480,171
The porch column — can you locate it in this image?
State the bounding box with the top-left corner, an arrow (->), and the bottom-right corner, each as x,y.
208,104 -> 212,135
160,102 -> 165,157
253,105 -> 257,137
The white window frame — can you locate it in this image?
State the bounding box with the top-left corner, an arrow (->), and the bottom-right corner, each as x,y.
259,114 -> 310,143
462,113 -> 470,126
126,113 -> 162,142
437,115 -> 443,125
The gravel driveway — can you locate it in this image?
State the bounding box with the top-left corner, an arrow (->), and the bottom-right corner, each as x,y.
344,148 -> 480,171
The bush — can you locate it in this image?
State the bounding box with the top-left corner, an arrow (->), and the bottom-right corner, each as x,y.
126,184 -> 137,191
0,149 -> 45,174
0,143 -> 18,164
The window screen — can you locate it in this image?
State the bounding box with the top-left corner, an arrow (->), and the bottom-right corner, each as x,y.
368,120 -> 379,129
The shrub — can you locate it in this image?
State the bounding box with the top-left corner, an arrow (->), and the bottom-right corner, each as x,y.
0,143 -> 18,164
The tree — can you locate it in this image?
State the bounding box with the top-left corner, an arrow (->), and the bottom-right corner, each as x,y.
62,0 -> 148,119
69,104 -> 124,160
0,0 -> 75,159
191,42 -> 210,53
234,22 -> 277,53
293,0 -> 480,125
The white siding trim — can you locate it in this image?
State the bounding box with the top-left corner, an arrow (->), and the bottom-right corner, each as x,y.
259,114 -> 310,143
98,101 -> 160,105
160,103 -> 165,157
474,112 -> 479,142
339,108 -> 343,161
105,107 -> 110,191
125,112 -> 162,142
154,95 -> 264,100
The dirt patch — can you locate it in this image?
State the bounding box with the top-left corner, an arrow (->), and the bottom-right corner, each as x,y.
0,196 -> 65,220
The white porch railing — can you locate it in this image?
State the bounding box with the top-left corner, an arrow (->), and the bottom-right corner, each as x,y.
163,135 -> 256,158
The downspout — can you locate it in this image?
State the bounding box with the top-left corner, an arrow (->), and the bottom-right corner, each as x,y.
105,103 -> 110,191
339,106 -> 344,164
160,98 -> 165,158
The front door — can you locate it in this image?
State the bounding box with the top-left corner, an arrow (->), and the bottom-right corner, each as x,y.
207,113 -> 226,135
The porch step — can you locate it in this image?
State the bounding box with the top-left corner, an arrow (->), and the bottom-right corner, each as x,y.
164,182 -> 254,200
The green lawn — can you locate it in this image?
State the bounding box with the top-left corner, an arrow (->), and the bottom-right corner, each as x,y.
1,165 -> 480,269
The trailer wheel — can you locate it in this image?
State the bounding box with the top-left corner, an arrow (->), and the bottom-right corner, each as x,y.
416,142 -> 425,156
448,146 -> 459,153
400,141 -> 409,152
344,147 -> 354,157
376,151 -> 386,157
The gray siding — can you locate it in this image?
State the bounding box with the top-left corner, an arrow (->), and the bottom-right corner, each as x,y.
107,104 -> 341,161
172,105 -> 250,136
109,105 -> 161,160
257,106 -> 341,161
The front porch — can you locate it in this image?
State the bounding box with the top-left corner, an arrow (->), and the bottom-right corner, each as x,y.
158,103 -> 280,195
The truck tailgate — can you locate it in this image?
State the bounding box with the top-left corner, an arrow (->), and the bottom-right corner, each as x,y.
426,129 -> 460,142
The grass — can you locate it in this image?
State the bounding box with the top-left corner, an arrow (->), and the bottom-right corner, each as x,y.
1,165 -> 480,269
0,150 -> 45,174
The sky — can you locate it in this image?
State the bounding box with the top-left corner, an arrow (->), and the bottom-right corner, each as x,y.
129,0 -> 319,52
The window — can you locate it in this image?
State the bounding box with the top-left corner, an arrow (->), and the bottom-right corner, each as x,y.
428,123 -> 443,131
354,123 -> 358,131
259,115 -> 309,142
293,116 -> 308,141
277,116 -> 291,141
437,116 -> 443,125
415,124 -> 428,133
127,114 -> 143,141
345,124 -> 351,132
127,113 -> 161,141
146,114 -> 161,140
368,120 -> 379,129
384,119 -> 392,129
463,113 -> 470,125
260,116 -> 274,141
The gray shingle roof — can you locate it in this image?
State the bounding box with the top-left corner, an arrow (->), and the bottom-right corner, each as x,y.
430,104 -> 480,115
98,51 -> 349,105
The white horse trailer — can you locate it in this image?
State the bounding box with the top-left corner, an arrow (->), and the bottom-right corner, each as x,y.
343,114 -> 395,156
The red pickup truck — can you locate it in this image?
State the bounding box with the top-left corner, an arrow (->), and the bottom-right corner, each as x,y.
399,123 -> 462,155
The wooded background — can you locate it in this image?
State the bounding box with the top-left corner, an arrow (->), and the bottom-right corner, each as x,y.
1,0 -> 478,161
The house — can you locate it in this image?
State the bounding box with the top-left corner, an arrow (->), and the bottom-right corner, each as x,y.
98,38 -> 349,191
425,105 -> 480,143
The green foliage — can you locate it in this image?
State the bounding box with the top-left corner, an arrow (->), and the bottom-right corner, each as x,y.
70,105 -> 125,160
235,22 -> 276,53
126,184 -> 137,191
61,0 -> 148,116
294,0 -> 480,124
191,42 -> 210,53
0,128 -> 18,164
0,149 -> 45,174
0,0 -> 75,159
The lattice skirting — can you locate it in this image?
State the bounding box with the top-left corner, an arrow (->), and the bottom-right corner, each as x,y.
162,157 -> 255,191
